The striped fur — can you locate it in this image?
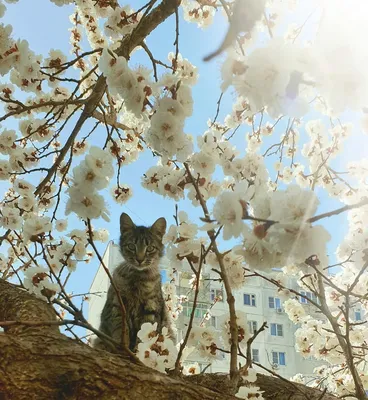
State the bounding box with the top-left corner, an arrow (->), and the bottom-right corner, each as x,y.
94,213 -> 174,351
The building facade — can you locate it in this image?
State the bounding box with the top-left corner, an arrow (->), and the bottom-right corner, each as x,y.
88,241 -> 328,380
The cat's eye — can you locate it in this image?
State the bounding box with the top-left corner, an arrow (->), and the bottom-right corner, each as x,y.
127,244 -> 136,251
146,245 -> 155,252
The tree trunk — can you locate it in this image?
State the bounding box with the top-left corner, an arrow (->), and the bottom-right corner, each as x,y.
0,280 -> 339,400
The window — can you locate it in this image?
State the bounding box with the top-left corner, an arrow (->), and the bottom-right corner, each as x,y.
248,320 -> 258,335
355,310 -> 362,321
269,296 -> 281,309
210,289 -> 223,302
244,293 -> 256,306
211,316 -> 217,328
272,351 -> 286,366
270,323 -> 283,337
299,293 -> 308,304
300,291 -> 319,305
252,348 -> 260,363
182,302 -> 208,319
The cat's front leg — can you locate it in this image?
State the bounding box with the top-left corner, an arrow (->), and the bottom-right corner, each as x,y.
109,297 -> 131,347
141,298 -> 162,328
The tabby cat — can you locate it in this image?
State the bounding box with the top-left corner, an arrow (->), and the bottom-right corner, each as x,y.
94,213 -> 174,352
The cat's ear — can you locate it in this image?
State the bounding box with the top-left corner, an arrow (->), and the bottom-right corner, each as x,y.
151,217 -> 166,238
120,213 -> 135,233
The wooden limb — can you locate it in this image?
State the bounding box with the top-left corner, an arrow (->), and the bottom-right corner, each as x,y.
187,373 -> 340,400
0,278 -> 340,400
0,280 -> 58,335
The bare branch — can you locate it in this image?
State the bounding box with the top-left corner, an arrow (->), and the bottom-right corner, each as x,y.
308,198 -> 368,224
184,162 -> 239,387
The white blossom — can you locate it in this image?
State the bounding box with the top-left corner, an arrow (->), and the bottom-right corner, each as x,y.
221,311 -> 249,351
236,385 -> 264,399
85,146 -> 114,179
93,228 -> 109,243
136,322 -> 177,373
66,187 -> 110,221
23,215 -> 52,242
23,266 -> 59,299
0,128 -> 16,154
0,206 -> 21,230
213,191 -> 244,240
283,298 -> 306,323
55,219 -> 68,232
0,159 -> 10,179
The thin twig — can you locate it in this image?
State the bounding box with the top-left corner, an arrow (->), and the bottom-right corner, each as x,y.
211,92 -> 224,127
308,198 -> 368,223
184,162 -> 239,385
174,246 -> 205,372
173,3 -> 180,73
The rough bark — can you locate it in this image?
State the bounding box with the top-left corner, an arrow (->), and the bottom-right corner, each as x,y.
0,280 -> 58,335
0,332 -> 236,400
0,279 -> 339,400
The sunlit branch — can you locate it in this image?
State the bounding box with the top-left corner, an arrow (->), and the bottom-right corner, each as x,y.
0,97 -> 86,122
173,3 -> 180,72
242,321 -> 267,370
184,162 -> 239,385
211,92 -> 224,127
316,275 -> 367,400
308,198 -> 368,224
174,246 -> 205,373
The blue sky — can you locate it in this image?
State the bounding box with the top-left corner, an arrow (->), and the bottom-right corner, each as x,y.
1,1 -> 366,305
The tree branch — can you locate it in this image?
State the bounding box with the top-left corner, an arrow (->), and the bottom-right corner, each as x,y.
184,162 -> 239,388
0,280 -> 58,335
0,278 -> 340,400
308,198 -> 368,224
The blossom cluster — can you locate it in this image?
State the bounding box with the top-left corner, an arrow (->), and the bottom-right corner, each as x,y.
181,0 -> 215,28
99,49 -> 149,118
186,324 -> 223,360
215,185 -> 332,270
162,281 -> 182,323
144,53 -> 197,163
75,0 -> 105,50
145,94 -> 193,163
163,211 -> 209,272
220,311 -> 250,351
142,164 -> 187,201
104,5 -> 141,41
181,310 -> 251,362
207,251 -> 246,290
236,366 -> 264,399
65,146 -> 113,221
23,265 -> 60,300
136,322 -> 177,373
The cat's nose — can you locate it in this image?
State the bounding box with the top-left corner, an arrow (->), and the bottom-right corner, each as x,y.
136,257 -> 145,265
